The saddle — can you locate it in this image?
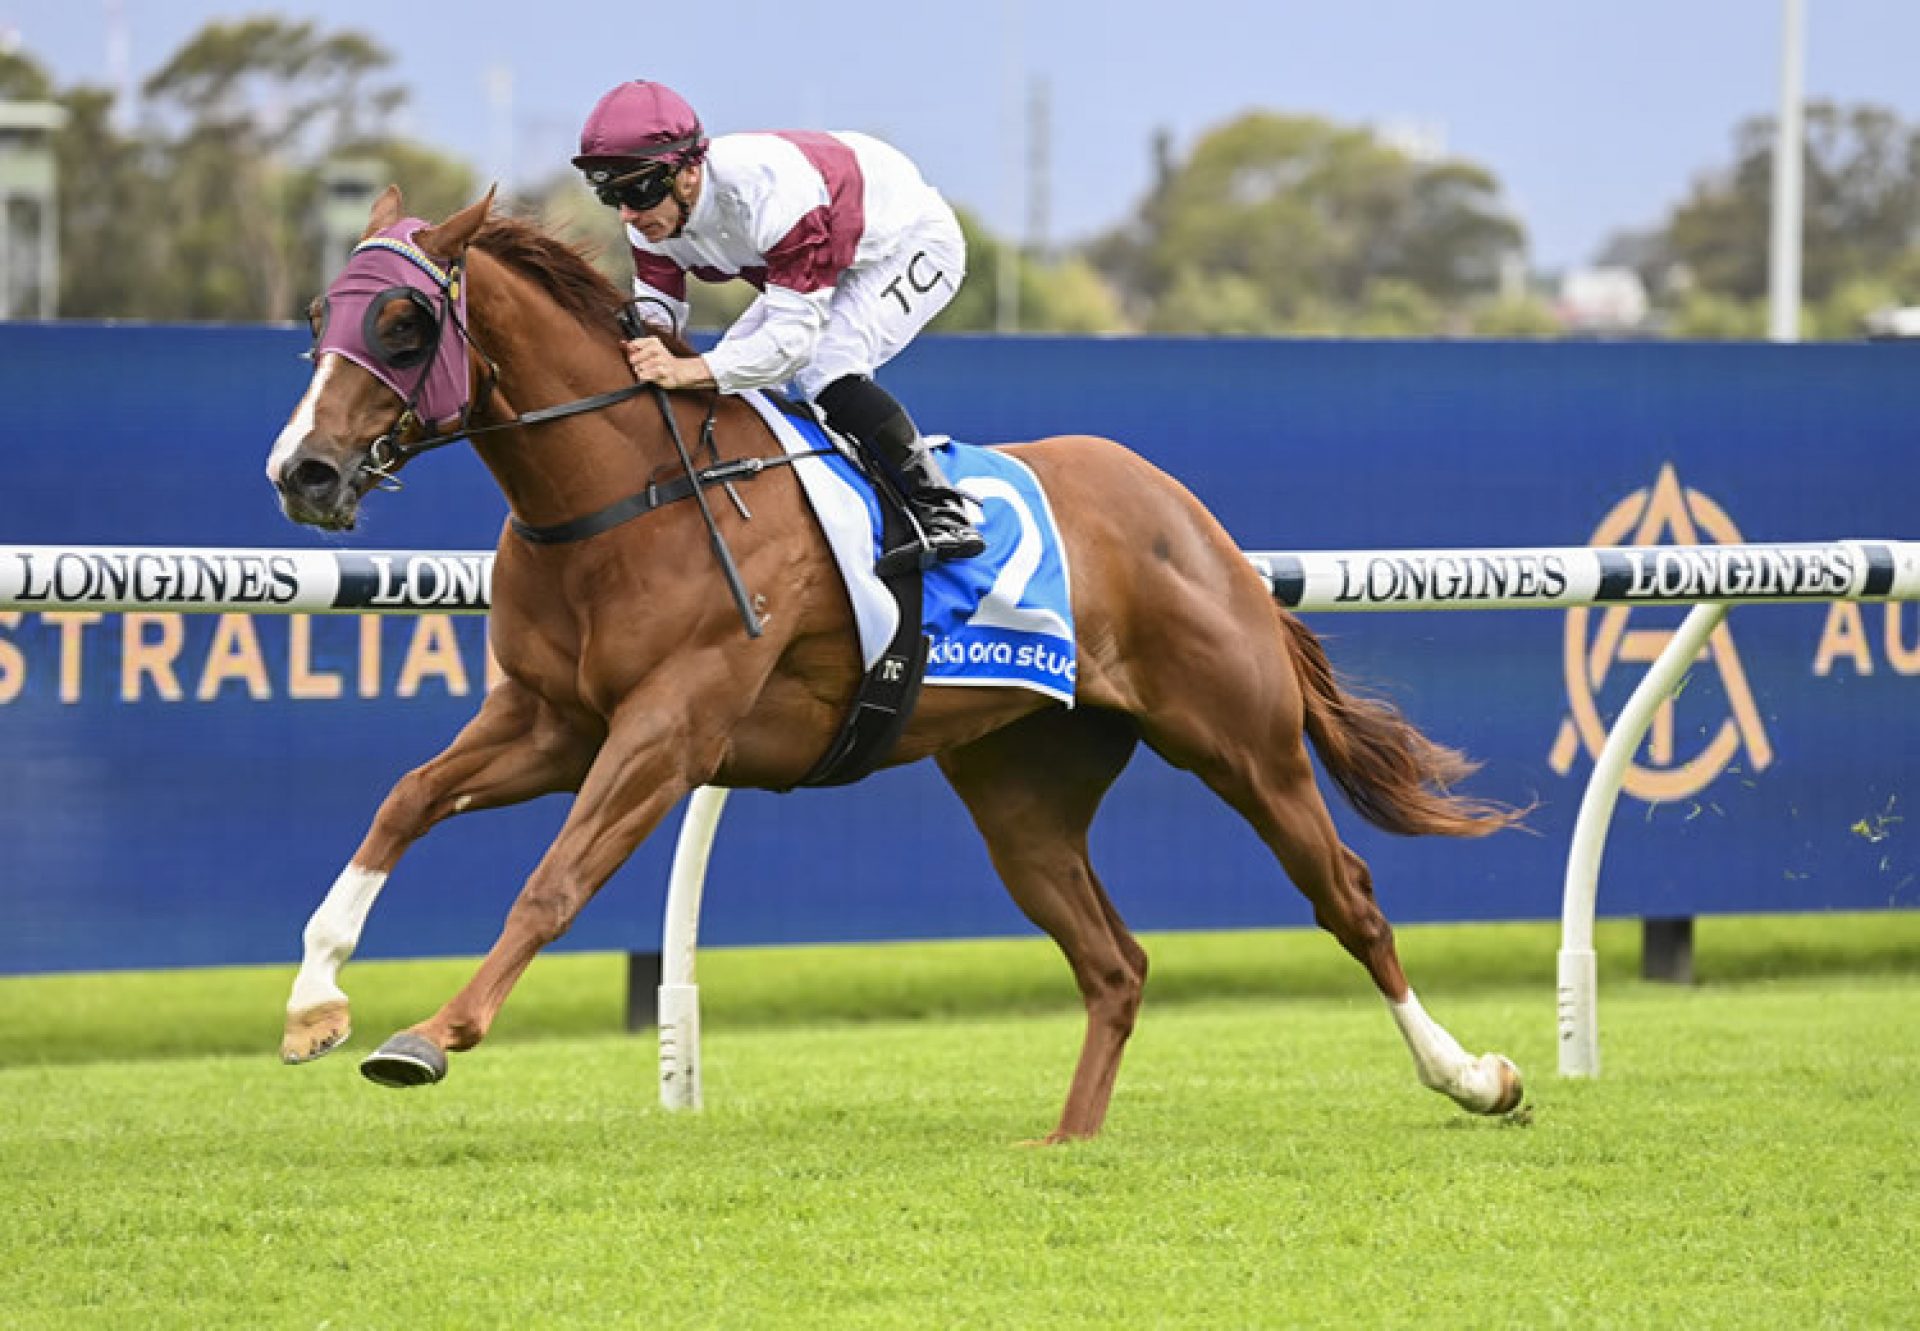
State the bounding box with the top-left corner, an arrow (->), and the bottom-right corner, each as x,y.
746,391 -> 1081,783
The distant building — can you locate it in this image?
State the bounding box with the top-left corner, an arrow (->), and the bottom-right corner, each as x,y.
1557,265 -> 1650,333
1862,305 -> 1920,340
315,158 -> 386,289
0,101 -> 66,320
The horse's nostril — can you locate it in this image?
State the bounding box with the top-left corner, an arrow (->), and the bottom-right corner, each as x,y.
285,458 -> 341,501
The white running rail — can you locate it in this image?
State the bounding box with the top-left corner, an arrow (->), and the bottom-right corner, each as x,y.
6,540 -> 1916,1097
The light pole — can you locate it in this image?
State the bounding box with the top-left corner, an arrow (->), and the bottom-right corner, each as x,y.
1767,0 -> 1805,343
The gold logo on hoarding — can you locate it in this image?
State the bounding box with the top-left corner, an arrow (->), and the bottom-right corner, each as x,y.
1549,464 -> 1771,802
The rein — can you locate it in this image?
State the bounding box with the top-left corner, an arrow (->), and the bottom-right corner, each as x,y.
363,379 -> 652,478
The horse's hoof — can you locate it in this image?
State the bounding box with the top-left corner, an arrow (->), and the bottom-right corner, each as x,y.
281,1001 -> 351,1064
359,1033 -> 448,1088
1476,1053 -> 1524,1115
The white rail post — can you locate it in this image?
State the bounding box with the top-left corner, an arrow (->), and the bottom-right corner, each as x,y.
658,784 -> 729,1110
1557,601 -> 1729,1077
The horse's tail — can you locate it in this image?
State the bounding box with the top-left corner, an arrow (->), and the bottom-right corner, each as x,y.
1278,610 -> 1524,839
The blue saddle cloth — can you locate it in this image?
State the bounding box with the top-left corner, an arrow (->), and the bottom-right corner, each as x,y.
745,393 -> 1077,705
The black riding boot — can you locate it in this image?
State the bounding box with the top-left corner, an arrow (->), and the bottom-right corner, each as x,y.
816,374 -> 986,573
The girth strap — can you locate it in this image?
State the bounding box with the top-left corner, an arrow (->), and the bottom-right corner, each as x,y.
791,471 -> 930,788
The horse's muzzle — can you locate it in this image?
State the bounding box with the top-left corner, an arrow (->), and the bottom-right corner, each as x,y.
274,452 -> 362,531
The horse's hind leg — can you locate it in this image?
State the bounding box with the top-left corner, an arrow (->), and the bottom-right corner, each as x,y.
937,705 -> 1145,1143
281,678 -> 596,1063
1322,835 -> 1520,1113
1135,651 -> 1521,1115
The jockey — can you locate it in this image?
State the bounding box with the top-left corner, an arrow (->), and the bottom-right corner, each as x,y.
573,79 -> 985,569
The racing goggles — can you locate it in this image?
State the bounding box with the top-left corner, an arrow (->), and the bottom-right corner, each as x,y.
591,162 -> 677,212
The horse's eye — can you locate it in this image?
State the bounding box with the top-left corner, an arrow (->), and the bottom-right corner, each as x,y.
375,308 -> 435,367
383,311 -> 426,350
361,288 -> 439,368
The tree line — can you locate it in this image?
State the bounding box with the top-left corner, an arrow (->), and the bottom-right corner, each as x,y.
5,18 -> 1918,338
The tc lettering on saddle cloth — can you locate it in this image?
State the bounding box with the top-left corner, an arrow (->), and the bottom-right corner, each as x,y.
740,392 -> 1078,704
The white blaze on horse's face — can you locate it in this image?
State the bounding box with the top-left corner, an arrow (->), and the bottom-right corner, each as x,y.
266,354 -> 338,487
268,352 -> 403,532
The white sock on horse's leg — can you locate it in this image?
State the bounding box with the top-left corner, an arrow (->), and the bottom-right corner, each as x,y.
288,864 -> 388,1013
1387,989 -> 1515,1111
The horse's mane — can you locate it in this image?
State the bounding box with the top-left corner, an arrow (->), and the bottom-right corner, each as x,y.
472,214 -> 699,357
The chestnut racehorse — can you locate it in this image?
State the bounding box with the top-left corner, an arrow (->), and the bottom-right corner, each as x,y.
267,187 -> 1523,1141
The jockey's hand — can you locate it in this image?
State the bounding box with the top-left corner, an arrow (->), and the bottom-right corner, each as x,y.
624,337 -> 716,391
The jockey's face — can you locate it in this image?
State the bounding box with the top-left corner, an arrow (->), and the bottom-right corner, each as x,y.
620,162 -> 700,242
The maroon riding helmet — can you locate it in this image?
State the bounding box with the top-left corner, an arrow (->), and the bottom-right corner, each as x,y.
574,80 -> 709,210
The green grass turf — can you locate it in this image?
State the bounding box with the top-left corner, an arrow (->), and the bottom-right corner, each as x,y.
4,913 -> 1918,1068
0,916 -> 1915,1328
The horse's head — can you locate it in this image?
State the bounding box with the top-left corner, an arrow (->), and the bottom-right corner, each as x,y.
267,184 -> 495,530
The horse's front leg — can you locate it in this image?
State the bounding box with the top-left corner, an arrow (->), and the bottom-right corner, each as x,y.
281,678 -> 597,1063
358,693 -> 708,1086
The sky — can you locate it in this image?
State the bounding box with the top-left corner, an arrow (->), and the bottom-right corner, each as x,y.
6,1 -> 1920,270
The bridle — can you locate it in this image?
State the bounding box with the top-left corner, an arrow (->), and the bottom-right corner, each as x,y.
309,228 -> 829,637
306,230 -> 488,490
317,232 -> 706,489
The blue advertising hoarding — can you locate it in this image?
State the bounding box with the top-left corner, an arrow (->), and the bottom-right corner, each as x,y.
0,325 -> 1915,974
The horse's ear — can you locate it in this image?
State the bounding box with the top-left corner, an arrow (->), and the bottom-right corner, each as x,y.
416,186 -> 497,263
362,185 -> 405,239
